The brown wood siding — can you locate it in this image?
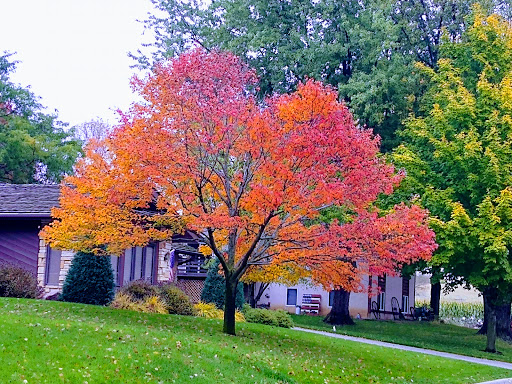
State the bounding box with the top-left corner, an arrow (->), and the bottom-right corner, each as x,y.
0,220 -> 40,274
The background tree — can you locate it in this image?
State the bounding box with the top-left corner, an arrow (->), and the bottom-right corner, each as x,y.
132,0 -> 506,151
0,53 -> 81,183
392,9 -> 512,352
314,203 -> 436,325
73,118 -> 112,146
43,49 -> 435,335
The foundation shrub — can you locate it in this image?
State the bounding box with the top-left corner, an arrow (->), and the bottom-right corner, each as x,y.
118,280 -> 159,301
0,264 -> 41,299
244,307 -> 293,328
157,283 -> 195,315
61,252 -> 114,305
194,301 -> 245,322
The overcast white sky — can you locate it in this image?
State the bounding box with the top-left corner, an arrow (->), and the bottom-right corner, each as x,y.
1,0 -> 157,128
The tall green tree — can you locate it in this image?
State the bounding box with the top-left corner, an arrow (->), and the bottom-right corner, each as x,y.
392,8 -> 512,352
133,0 -> 504,150
0,53 -> 81,184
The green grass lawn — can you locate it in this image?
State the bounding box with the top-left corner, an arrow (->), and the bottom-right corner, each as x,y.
0,298 -> 509,384
292,314 -> 512,363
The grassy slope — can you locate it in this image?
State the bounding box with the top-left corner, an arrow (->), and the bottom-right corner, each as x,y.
0,298 -> 509,384
292,315 -> 512,363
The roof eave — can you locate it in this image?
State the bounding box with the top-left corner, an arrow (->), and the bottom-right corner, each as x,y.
0,213 -> 52,218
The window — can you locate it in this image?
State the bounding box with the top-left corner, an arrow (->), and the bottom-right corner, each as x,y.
45,247 -> 62,286
119,245 -> 157,286
329,291 -> 334,307
286,288 -> 297,306
110,256 -> 119,287
402,296 -> 409,313
377,275 -> 386,311
402,276 -> 410,296
402,277 -> 410,313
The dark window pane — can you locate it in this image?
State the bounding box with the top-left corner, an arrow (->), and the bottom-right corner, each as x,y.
123,249 -> 132,284
286,289 -> 297,306
402,296 -> 409,312
329,291 -> 334,307
402,277 -> 410,296
144,246 -> 154,281
46,247 -> 62,285
110,256 -> 119,286
378,275 -> 386,291
377,292 -> 386,311
133,247 -> 143,280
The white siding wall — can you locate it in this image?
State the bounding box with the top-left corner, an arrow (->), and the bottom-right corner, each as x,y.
260,274 -> 415,319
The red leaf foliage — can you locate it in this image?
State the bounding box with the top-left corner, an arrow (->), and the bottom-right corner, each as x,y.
42,49 -> 436,291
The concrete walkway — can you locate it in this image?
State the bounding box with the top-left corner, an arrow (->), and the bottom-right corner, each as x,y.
293,327 -> 512,370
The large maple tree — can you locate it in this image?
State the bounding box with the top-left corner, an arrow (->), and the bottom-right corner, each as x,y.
42,49 -> 436,334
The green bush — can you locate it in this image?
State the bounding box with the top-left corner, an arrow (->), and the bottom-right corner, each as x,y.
201,258 -> 244,309
244,307 -> 294,328
110,293 -> 168,314
0,264 -> 41,299
157,283 -> 195,315
61,252 -> 114,305
273,310 -> 294,328
119,280 -> 159,301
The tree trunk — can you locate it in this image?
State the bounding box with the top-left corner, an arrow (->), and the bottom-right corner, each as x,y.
486,304 -> 497,353
496,303 -> 512,340
324,288 -> 355,325
478,295 -> 511,340
254,283 -> 269,305
223,279 -> 237,335
430,279 -> 441,318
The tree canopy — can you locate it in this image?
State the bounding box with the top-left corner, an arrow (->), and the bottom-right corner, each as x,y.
392,9 -> 512,352
42,49 -> 436,334
0,53 -> 81,184
133,0 -> 507,151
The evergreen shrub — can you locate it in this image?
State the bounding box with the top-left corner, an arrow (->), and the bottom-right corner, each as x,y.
200,259 -> 244,309
61,251 -> 114,305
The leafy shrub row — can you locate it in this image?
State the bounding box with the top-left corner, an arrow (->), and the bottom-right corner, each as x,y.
110,293 -> 168,314
0,264 -> 41,299
194,301 -> 245,322
111,280 -> 195,316
243,305 -> 294,328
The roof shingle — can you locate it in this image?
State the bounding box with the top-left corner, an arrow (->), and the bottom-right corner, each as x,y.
0,184 -> 61,216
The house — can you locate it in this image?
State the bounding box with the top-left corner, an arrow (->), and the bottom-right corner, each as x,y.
0,184 -> 418,318
0,184 -> 206,300
256,273 -> 416,320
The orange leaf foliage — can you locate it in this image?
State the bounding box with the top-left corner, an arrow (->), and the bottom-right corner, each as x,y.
42,49 -> 436,291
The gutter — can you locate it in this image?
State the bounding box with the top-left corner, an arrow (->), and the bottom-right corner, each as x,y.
0,213 -> 52,218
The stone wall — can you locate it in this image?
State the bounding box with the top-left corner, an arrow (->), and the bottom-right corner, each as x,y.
157,241 -> 175,284
37,239 -> 74,297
